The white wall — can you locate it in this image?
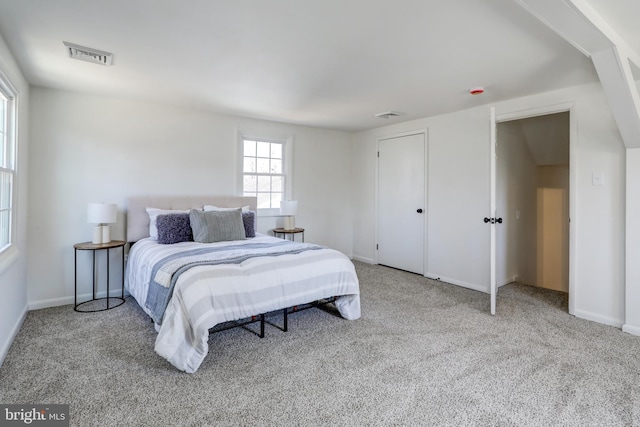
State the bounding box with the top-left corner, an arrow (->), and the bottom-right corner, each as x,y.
27,87 -> 354,308
624,148 -> 640,335
0,35 -> 29,364
353,108 -> 491,292
353,81 -> 626,327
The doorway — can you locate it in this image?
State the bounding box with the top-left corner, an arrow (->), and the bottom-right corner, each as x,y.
495,111 -> 570,308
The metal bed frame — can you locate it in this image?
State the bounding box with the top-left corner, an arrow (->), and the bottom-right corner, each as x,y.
206,296 -> 339,338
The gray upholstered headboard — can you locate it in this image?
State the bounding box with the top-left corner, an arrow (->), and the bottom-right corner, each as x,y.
126,195 -> 258,243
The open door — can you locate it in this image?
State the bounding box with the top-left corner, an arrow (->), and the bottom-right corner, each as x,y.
490,107 -> 497,315
491,108 -> 573,316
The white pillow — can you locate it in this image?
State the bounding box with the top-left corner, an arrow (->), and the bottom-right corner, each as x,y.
146,207 -> 189,240
203,205 -> 250,213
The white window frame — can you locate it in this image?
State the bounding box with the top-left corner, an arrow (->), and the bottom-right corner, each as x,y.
237,130 -> 293,216
0,68 -> 17,268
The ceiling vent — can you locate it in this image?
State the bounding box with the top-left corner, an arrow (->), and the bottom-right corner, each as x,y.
63,42 -> 113,66
374,111 -> 403,119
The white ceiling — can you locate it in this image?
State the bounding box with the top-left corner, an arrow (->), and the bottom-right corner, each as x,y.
0,0 -> 637,132
586,0 -> 640,53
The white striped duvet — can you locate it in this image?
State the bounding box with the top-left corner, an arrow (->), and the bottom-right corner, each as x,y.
125,234 -> 360,373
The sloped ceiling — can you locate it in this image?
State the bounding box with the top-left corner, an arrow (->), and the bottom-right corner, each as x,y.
586,0 -> 640,58
520,112 -> 569,166
0,0 -> 627,131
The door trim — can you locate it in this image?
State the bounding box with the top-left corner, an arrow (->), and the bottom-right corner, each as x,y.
495,102 -> 576,316
375,129 -> 428,274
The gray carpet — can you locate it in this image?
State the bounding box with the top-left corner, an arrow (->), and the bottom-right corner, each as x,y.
1,262 -> 639,426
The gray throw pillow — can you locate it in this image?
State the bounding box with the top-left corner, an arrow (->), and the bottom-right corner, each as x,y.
189,208 -> 247,243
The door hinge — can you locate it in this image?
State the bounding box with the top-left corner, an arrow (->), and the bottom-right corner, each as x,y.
376,244 -> 379,250
377,151 -> 380,158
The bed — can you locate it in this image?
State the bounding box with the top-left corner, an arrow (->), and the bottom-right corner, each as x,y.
124,196 -> 361,373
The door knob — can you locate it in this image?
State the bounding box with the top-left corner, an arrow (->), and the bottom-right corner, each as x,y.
417,209 -> 423,213
483,217 -> 503,224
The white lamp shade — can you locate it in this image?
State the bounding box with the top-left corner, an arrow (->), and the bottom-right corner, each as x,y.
280,200 -> 298,216
87,203 -> 117,224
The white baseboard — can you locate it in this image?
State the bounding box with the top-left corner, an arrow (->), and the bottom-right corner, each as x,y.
574,309 -> 623,329
29,289 -> 129,311
424,272 -> 488,294
498,277 -> 512,288
622,323 -> 640,336
0,304 -> 28,368
29,296 -> 74,310
352,255 -> 375,264
498,274 -> 522,287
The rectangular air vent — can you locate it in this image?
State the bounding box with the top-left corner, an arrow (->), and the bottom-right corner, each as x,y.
63,42 -> 113,66
374,111 -> 403,119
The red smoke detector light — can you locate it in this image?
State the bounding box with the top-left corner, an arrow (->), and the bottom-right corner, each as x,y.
469,87 -> 485,95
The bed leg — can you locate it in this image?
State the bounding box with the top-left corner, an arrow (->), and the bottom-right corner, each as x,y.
283,308 -> 288,332
259,313 -> 265,338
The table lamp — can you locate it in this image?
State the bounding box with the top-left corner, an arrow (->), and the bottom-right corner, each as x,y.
87,203 -> 117,244
280,200 -> 298,231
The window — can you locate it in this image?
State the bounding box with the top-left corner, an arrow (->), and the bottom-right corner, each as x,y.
239,135 -> 292,212
0,72 -> 16,254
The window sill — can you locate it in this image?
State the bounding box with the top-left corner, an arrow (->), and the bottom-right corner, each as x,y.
0,245 -> 19,276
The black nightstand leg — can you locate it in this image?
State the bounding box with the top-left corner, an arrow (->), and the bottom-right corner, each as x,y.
121,246 -> 125,300
107,248 -> 110,309
74,249 -> 77,308
92,250 -> 96,300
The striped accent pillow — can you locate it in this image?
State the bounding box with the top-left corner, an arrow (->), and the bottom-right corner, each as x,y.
189,208 -> 247,243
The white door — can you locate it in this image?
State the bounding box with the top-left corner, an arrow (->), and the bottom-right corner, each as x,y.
490,107 -> 498,315
377,133 -> 425,274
